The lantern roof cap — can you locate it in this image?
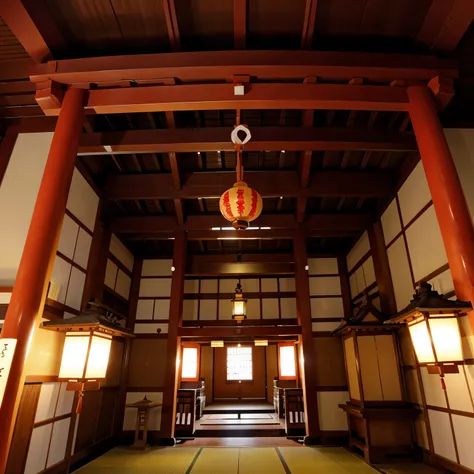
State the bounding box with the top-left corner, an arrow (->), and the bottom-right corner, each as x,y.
332,290 -> 393,335
41,304 -> 134,338
385,282 -> 472,325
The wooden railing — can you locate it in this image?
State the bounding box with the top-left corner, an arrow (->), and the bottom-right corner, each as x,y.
284,388 -> 305,434
175,389 -> 196,436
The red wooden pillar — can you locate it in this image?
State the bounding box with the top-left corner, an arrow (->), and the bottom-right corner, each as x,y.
161,231 -> 187,441
408,86 -> 474,314
294,228 -> 320,442
0,88 -> 85,473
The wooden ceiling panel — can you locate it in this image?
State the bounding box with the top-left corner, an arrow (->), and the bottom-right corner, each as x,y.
359,0 -> 433,39
109,0 -> 169,47
45,0 -> 123,50
0,18 -> 29,60
248,0 -> 306,49
176,0 -> 233,50
316,0 -> 369,36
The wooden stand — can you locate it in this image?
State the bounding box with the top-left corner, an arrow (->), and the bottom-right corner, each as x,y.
332,299 -> 419,463
125,396 -> 162,450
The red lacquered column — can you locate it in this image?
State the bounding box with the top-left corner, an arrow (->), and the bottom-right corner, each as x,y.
0,88 -> 85,473
408,86 -> 474,310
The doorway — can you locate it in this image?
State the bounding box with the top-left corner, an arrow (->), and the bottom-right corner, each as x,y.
175,339 -> 303,439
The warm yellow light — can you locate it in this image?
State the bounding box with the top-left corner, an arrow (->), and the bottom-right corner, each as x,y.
181,347 -> 198,379
430,318 -> 463,362
59,333 -> 90,379
254,340 -> 268,347
408,321 -> 435,363
85,334 -> 112,379
280,345 -> 296,377
211,340 -> 224,348
59,332 -> 112,381
233,300 -> 246,316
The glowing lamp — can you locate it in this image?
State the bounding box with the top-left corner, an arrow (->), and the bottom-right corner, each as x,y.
231,283 -> 247,323
385,282 -> 471,382
219,181 -> 263,230
41,306 -> 133,412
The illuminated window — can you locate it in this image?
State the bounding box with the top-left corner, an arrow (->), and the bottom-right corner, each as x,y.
226,346 -> 253,381
279,343 -> 297,380
181,344 -> 200,381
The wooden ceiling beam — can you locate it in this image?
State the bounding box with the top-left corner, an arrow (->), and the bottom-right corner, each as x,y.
77,127 -> 418,155
188,253 -> 294,263
178,326 -> 302,337
30,51 -> 458,85
110,213 -> 372,234
186,261 -> 295,276
0,0 -> 66,63
234,0 -> 247,49
416,0 -> 474,52
104,170 -> 394,200
42,83 -> 412,115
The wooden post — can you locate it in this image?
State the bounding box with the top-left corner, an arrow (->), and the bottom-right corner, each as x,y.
0,88 -> 85,473
80,202 -> 108,310
408,86 -> 474,312
368,220 -> 397,315
337,255 -> 353,320
160,231 -> 187,441
294,228 -> 320,442
115,259 -> 143,436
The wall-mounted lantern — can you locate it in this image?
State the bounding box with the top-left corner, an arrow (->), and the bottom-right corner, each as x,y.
231,283 -> 247,323
41,304 -> 133,412
385,282 -> 472,387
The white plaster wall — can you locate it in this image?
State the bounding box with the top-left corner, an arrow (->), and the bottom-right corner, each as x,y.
445,129 -> 474,221
0,133 -> 53,286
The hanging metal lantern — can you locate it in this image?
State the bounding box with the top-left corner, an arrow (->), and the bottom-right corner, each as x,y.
231,283 -> 247,323
219,124 -> 263,229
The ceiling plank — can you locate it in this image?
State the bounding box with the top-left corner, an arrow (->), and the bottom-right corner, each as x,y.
104,170 -> 394,200
162,0 -> 181,52
301,0 -> 318,49
416,0 -> 474,52
110,213 -> 373,234
30,51 -> 458,85
77,127 -> 418,155
234,0 -> 247,49
0,0 -> 66,63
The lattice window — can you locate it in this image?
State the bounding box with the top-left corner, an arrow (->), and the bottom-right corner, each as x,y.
226,346 -> 253,381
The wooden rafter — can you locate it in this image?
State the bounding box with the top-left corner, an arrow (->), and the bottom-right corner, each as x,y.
162,0 -> 181,52
301,0 -> 318,49
234,0 -> 247,49
417,0 -> 474,52
0,0 -> 66,63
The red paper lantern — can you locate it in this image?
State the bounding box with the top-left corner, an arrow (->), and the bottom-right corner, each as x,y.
219,181 -> 263,230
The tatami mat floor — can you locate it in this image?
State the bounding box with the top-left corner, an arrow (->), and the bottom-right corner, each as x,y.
76,445 -> 440,474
